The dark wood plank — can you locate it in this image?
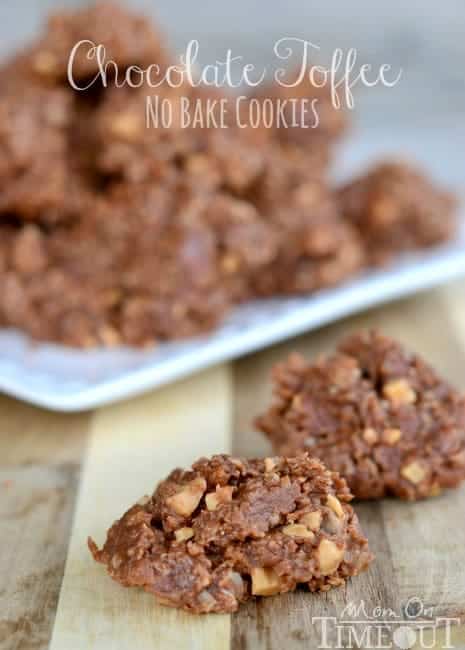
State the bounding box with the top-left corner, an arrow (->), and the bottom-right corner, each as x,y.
0,396 -> 90,650
0,464 -> 79,650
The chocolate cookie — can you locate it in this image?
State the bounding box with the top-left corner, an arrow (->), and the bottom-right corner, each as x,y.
256,331 -> 465,500
29,0 -> 169,83
89,454 -> 373,614
252,172 -> 364,296
93,79 -> 359,301
338,160 -> 457,265
94,79 -> 273,190
196,192 -> 279,302
0,187 -> 231,347
0,82 -> 86,225
94,82 -> 199,183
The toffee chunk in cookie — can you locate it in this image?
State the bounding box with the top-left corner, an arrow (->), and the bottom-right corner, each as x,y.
256,331 -> 465,500
338,160 -> 457,265
89,454 -> 373,614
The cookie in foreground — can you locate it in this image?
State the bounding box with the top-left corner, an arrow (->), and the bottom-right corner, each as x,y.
89,454 -> 373,614
256,331 -> 465,500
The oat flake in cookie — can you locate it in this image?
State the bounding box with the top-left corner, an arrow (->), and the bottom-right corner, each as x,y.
256,331 -> 465,500
89,454 -> 373,614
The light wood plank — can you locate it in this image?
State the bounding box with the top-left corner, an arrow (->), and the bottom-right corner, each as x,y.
0,395 -> 89,467
49,365 -> 233,650
232,288 -> 465,648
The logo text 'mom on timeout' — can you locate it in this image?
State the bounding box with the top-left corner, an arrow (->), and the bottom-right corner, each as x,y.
306,598 -> 460,649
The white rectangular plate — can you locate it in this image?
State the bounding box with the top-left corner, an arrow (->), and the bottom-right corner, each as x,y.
1,127 -> 464,411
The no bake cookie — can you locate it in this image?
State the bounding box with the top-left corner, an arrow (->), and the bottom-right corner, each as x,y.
29,0 -> 169,83
338,160 -> 457,265
252,174 -> 364,296
0,82 -> 88,225
89,454 -> 373,613
256,331 -> 465,500
0,187 -> 230,346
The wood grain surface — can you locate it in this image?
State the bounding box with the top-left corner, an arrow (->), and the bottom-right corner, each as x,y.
49,366 -> 233,650
1,284 -> 465,650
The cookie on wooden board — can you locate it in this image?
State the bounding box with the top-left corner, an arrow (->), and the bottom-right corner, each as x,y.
256,331 -> 465,500
89,454 -> 373,614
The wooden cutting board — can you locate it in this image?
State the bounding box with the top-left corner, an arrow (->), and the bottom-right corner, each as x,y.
1,283 -> 465,650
